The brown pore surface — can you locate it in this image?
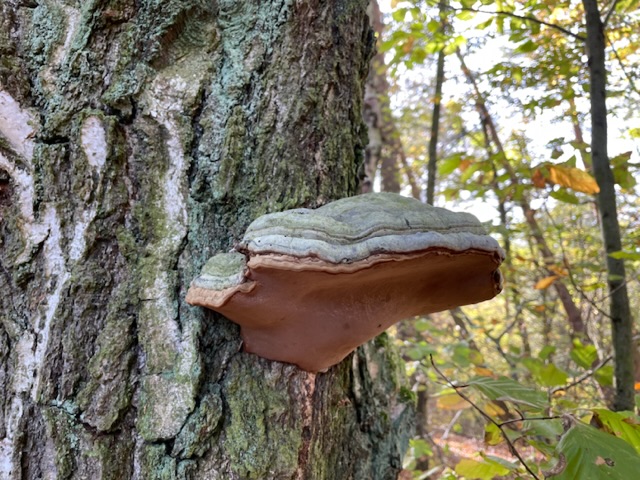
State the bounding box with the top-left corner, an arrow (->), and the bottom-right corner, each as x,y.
188,248 -> 502,372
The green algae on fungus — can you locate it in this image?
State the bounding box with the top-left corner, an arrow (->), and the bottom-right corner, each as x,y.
187,193 -> 505,372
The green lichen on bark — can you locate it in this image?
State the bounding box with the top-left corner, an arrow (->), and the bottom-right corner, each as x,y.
222,356 -> 306,478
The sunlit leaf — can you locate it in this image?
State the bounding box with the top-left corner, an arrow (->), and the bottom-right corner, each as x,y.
609,250 -> 640,261
548,420 -> 640,479
548,165 -> 600,194
535,275 -> 559,290
538,363 -> 569,387
484,422 -> 503,446
455,457 -> 512,479
570,341 -> 598,369
516,39 -> 538,53
468,376 -> 547,411
439,154 -> 462,176
592,409 -> 640,455
436,393 -> 470,411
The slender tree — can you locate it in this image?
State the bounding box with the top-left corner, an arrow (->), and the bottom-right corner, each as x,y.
582,0 -> 635,411
0,1 -> 413,478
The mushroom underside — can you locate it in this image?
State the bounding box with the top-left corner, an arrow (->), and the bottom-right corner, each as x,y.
187,248 -> 502,372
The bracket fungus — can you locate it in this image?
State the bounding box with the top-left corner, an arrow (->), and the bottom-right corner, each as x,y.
187,193 -> 504,372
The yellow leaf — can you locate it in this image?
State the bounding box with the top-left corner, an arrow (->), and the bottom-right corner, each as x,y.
436,393 -> 470,411
475,367 -> 494,377
548,165 -> 600,194
535,275 -> 559,290
484,401 -> 508,417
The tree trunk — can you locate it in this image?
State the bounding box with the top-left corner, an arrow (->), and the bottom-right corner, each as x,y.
456,49 -> 588,338
582,0 -> 635,411
425,1 -> 447,207
0,2 -> 414,478
363,0 -> 419,197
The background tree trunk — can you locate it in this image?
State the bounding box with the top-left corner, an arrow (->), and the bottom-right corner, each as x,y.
0,1 -> 414,478
582,0 -> 635,411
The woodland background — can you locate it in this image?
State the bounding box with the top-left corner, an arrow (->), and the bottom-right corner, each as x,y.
367,0 -> 640,478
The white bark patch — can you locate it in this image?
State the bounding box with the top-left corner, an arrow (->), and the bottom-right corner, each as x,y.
33,205 -> 71,400
0,397 -> 24,478
0,91 -> 45,264
0,91 -> 35,160
67,115 -> 108,261
80,116 -> 108,170
133,67 -> 205,439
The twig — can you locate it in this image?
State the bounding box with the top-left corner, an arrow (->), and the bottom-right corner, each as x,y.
541,204 -> 613,320
499,415 -> 562,427
550,356 -> 613,395
603,0 -> 620,28
429,355 -> 541,480
447,6 -> 586,41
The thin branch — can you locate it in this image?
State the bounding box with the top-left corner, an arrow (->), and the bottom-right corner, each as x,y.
499,415 -> 562,427
429,355 -> 541,480
541,204 -> 613,320
607,34 -> 640,97
550,356 -> 613,395
603,0 -> 620,28
448,6 -> 586,41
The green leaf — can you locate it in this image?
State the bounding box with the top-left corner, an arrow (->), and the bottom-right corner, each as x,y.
438,154 -> 462,175
538,363 -> 569,387
392,7 -> 408,22
538,345 -> 557,360
455,457 -> 511,479
609,250 -> 640,261
516,39 -> 538,53
592,409 -> 640,455
550,188 -> 580,204
548,421 -> 640,479
456,10 -> 475,21
571,340 -> 598,369
468,376 -> 547,411
594,365 -> 614,387
410,438 -> 434,458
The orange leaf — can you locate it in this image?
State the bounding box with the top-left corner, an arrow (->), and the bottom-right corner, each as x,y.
475,367 -> 495,377
534,305 -> 546,312
459,159 -> 473,172
535,275 -> 559,290
549,265 -> 569,277
634,382 -> 640,391
547,165 -> 600,194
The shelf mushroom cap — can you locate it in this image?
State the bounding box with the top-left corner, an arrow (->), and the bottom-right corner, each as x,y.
186,192 -> 505,372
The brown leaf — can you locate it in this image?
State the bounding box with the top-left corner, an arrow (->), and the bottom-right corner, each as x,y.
532,168 -> 547,188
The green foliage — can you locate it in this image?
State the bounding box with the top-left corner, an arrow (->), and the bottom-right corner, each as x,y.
549,420 -> 640,479
378,0 -> 640,477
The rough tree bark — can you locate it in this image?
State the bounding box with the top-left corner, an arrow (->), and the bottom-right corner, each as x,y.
0,1 -> 414,478
582,0 -> 635,411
